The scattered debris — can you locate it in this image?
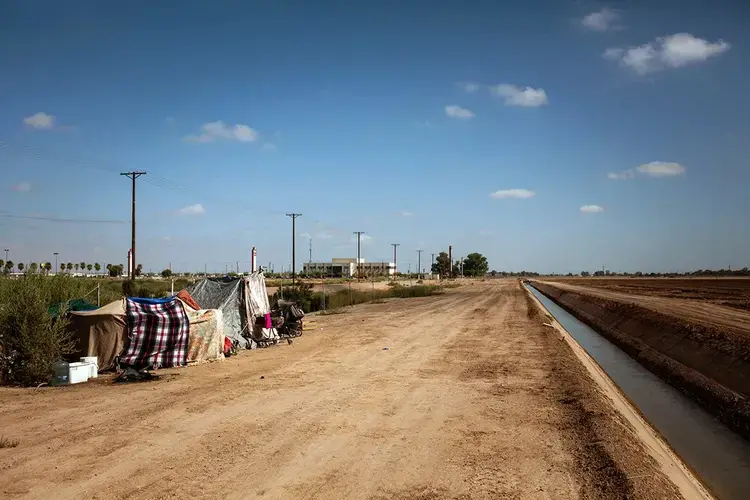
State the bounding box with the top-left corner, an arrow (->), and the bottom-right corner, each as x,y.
114,368 -> 159,384
260,376 -> 265,379
382,347 -> 389,351
0,436 -> 20,449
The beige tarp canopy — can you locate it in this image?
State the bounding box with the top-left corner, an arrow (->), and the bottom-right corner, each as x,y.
67,299 -> 127,371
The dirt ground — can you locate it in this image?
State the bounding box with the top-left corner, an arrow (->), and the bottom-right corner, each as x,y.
543,279 -> 750,338
0,281 -> 684,500
550,277 -> 750,312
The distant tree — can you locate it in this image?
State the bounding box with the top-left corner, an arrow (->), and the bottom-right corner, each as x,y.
80,262 -> 86,274
94,263 -> 101,274
17,262 -> 25,272
29,262 -> 37,273
161,268 -> 173,278
108,264 -> 123,277
0,259 -> 4,269
580,271 -> 590,277
66,262 -> 73,273
44,262 -> 52,273
431,252 -> 451,276
74,263 -> 79,273
5,261 -> 14,273
462,253 -> 489,277
593,270 -> 604,277
60,263 -> 66,273
135,264 -> 143,277
87,264 -> 93,273
490,270 -> 497,277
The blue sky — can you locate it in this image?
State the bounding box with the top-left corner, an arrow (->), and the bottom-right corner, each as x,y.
1,0 -> 748,274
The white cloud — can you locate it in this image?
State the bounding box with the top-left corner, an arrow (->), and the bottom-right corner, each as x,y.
607,170 -> 636,180
637,161 -> 686,177
457,82 -> 481,93
315,231 -> 333,240
445,105 -> 475,119
399,210 -> 414,217
581,8 -> 620,32
491,84 -> 548,107
580,205 -> 605,213
608,162 -> 685,180
184,121 -> 259,143
11,182 -> 32,192
361,234 -> 373,241
605,34 -> 730,75
23,112 -> 55,130
479,229 -> 494,236
490,189 -> 536,199
176,203 -> 206,215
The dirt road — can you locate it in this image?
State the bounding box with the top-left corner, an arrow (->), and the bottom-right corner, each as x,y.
541,280 -> 750,336
1,281 -> 681,499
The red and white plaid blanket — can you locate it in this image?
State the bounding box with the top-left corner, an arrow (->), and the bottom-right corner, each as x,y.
120,298 -> 189,369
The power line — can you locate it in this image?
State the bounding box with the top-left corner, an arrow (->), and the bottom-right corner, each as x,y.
120,171 -> 147,279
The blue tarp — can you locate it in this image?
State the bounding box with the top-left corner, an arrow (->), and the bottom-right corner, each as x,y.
126,296 -> 178,305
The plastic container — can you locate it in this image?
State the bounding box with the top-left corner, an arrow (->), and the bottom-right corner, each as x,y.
68,362 -> 90,384
80,356 -> 98,378
52,360 -> 70,386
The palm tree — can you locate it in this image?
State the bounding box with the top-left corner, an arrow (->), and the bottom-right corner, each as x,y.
94,263 -> 101,275
0,259 -> 4,269
80,262 -> 86,274
60,263 -> 66,273
87,264 -> 93,274
30,262 -> 38,274
66,262 -> 73,273
17,262 -> 25,273
74,263 -> 79,274
44,262 -> 52,274
5,261 -> 14,273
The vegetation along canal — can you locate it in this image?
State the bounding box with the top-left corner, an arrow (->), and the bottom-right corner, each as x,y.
527,285 -> 750,500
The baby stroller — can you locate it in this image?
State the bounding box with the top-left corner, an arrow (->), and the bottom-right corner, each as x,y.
272,299 -> 305,338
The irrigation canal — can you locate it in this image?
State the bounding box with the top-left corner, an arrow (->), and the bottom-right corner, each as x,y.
527,285 -> 750,500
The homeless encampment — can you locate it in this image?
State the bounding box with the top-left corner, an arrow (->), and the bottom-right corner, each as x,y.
118,297 -> 190,370
185,308 -> 225,364
68,299 -> 127,371
187,272 -> 278,349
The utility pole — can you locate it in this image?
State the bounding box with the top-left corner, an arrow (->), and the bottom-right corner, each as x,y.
120,171 -> 146,279
3,249 -> 8,262
417,249 -> 423,279
54,252 -> 58,274
286,213 -> 302,283
354,231 -> 365,280
391,243 -> 400,276
309,238 -> 312,263
430,253 -> 435,276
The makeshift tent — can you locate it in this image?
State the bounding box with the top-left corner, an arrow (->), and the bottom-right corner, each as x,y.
49,298 -> 97,319
176,289 -> 201,311
185,308 -> 224,364
119,297 -> 190,370
68,299 -> 127,371
187,272 -> 278,349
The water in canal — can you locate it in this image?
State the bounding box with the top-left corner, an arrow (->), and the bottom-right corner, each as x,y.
527,285 -> 750,499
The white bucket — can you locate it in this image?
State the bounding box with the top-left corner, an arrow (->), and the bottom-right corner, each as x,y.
80,357 -> 98,378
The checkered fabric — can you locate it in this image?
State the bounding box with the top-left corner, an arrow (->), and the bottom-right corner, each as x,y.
120,298 -> 189,369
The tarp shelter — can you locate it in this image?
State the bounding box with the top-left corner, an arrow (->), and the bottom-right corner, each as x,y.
187,272 -> 278,349
68,299 -> 127,371
49,298 -> 97,319
119,297 -> 190,370
176,289 -> 201,311
185,308 -> 224,364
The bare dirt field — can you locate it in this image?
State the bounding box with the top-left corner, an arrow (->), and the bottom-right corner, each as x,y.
550,277 -> 750,312
0,281 -> 684,500
543,279 -> 750,337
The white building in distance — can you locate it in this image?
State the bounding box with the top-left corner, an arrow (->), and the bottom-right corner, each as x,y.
303,258 -> 396,278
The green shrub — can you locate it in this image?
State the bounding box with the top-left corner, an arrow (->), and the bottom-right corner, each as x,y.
0,275 -> 78,385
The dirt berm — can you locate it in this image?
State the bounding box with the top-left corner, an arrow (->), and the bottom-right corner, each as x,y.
531,281 -> 750,441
